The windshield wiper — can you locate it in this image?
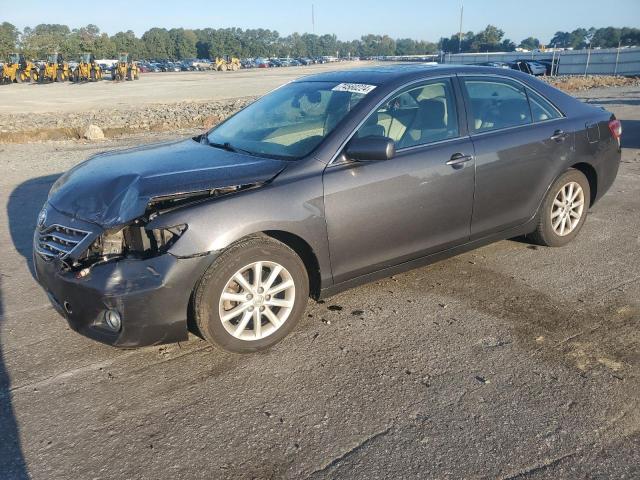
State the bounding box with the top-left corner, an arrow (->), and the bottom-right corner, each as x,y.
204,138 -> 255,156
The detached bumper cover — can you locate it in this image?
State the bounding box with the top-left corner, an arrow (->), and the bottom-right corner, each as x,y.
34,251 -> 214,348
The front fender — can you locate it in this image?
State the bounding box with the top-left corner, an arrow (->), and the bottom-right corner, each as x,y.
147,165 -> 333,287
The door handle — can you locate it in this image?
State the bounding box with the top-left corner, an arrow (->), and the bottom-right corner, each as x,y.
446,153 -> 474,167
550,129 -> 567,142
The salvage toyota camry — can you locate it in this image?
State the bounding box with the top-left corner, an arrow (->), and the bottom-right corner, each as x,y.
34,65 -> 621,352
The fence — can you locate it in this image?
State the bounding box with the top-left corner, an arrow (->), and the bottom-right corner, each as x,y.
439,46 -> 640,76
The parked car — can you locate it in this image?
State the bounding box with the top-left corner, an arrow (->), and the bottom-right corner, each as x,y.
536,59 -> 558,76
34,65 -> 621,353
510,60 -> 547,76
478,61 -> 510,69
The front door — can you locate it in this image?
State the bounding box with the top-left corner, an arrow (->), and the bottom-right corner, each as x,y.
323,78 -> 476,284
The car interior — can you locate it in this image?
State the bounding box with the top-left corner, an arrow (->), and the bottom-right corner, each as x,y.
356,81 -> 459,148
464,80 -> 533,131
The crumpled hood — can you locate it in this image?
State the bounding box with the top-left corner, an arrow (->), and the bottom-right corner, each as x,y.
47,138 -> 287,228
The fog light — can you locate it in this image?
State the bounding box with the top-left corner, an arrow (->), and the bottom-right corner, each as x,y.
104,309 -> 122,332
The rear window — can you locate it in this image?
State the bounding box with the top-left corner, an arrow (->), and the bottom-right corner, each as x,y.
462,78 -> 532,132
526,88 -> 563,122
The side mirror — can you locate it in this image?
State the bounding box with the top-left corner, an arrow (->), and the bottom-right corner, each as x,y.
345,135 -> 396,161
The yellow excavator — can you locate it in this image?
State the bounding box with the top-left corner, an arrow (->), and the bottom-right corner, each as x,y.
214,55 -> 241,71
72,53 -> 102,82
111,53 -> 139,81
39,53 -> 70,82
1,53 -> 38,83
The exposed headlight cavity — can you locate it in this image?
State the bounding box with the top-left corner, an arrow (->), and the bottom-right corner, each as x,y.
84,223 -> 187,265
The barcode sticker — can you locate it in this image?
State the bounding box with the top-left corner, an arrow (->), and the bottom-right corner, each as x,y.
332,83 -> 377,95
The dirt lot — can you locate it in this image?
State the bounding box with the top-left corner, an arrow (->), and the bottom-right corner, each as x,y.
0,85 -> 639,479
0,62 -> 371,114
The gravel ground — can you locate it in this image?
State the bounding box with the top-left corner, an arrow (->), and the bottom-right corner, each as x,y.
0,86 -> 638,479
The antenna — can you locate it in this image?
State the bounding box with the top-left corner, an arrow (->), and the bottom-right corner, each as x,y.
458,0 -> 464,53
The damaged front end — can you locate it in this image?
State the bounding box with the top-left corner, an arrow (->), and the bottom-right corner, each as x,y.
34,183 -> 265,348
34,137 -> 288,347
46,183 -> 262,274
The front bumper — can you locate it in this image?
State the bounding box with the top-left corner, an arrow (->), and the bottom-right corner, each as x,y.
34,250 -> 214,348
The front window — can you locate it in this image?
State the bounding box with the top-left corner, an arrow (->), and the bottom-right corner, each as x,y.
355,78 -> 459,149
206,81 -> 372,159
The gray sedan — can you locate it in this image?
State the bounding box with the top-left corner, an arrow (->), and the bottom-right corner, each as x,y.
34,65 -> 622,352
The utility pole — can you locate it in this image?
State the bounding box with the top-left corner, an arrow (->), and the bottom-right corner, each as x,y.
312,4 -> 315,34
458,0 -> 464,53
614,39 -> 621,75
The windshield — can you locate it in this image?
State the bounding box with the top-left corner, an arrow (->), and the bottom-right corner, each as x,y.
119,54 -> 128,62
81,53 -> 91,63
206,81 -> 374,159
47,54 -> 57,63
9,54 -> 20,64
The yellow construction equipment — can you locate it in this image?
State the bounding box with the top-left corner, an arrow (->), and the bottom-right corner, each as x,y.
1,53 -> 38,83
73,53 -> 102,82
214,55 -> 241,71
39,53 -> 70,82
111,53 -> 139,81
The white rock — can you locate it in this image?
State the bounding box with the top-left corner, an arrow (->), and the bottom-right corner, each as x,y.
83,124 -> 104,140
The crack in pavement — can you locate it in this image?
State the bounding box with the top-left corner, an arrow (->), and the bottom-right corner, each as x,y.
305,426 -> 392,478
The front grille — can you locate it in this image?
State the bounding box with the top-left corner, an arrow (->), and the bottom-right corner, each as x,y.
36,224 -> 90,261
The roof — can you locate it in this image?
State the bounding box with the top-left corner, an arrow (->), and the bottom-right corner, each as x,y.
295,63 -> 510,85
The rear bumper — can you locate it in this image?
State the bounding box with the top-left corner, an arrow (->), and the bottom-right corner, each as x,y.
34,251 -> 214,348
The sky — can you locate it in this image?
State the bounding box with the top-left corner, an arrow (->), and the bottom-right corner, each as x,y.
2,0 -> 639,44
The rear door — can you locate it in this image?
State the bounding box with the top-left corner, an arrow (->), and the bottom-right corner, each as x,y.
323,77 -> 476,284
459,75 -> 572,238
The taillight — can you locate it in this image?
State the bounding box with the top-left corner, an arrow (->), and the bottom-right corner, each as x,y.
608,119 -> 622,140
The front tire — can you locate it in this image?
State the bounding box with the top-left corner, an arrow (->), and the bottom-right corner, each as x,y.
529,169 -> 590,247
193,236 -> 309,353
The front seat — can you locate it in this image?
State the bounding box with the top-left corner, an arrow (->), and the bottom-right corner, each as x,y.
400,99 -> 447,147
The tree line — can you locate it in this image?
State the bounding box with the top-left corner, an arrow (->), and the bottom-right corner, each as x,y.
0,22 -> 438,60
439,25 -> 640,53
1,21 -> 639,61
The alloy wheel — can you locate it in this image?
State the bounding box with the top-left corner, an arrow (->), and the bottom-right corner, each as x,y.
551,181 -> 585,236
218,261 -> 296,341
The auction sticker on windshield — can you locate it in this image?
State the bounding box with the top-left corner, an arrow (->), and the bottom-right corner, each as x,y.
332,83 -> 377,94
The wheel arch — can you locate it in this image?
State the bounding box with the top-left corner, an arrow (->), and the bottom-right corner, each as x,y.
262,230 -> 322,300
570,162 -> 597,207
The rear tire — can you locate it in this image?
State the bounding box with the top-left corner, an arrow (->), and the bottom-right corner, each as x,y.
529,169 -> 590,247
193,236 -> 309,353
